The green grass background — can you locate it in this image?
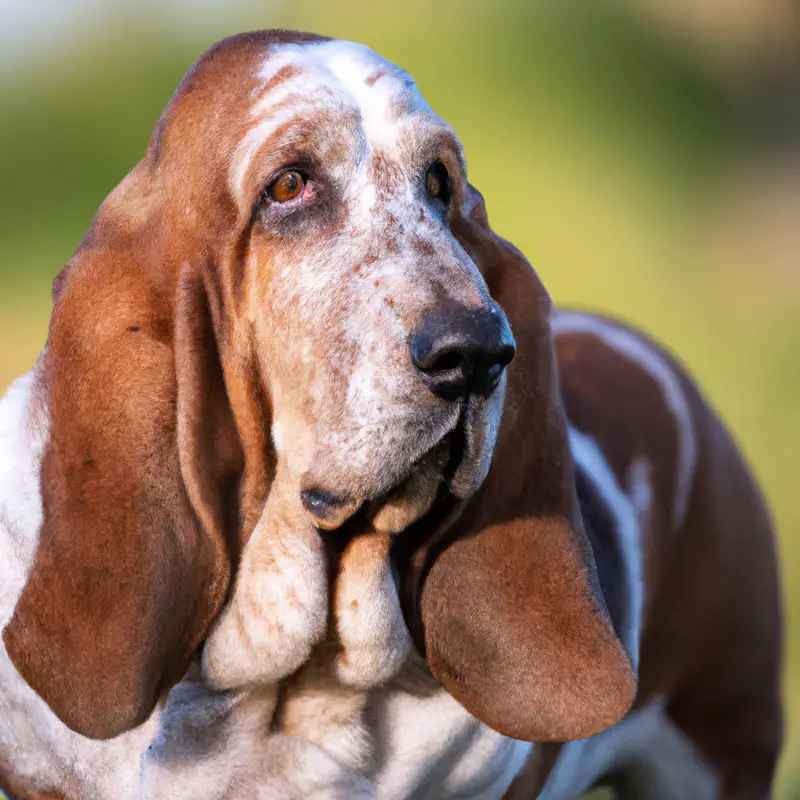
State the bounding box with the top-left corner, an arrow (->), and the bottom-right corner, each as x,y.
1,0 -> 798,793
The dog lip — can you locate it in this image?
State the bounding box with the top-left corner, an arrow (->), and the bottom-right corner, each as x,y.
300,488 -> 350,518
442,410 -> 467,485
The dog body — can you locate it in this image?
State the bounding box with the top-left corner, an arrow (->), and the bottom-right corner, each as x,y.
0,312 -> 781,798
0,31 -> 782,800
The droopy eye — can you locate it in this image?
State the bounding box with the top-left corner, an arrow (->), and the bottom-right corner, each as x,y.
425,161 -> 450,203
266,170 -> 306,203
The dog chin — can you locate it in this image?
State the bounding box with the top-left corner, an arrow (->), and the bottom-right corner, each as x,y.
303,379 -> 506,534
366,436 -> 452,534
366,386 -> 504,532
301,433 -> 452,533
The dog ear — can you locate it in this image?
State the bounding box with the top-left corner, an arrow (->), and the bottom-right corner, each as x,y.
3,173 -> 245,740
406,185 -> 635,743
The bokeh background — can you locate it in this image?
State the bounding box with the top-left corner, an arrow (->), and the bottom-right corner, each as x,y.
1,0 -> 798,794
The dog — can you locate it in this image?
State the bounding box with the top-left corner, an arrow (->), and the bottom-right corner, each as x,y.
0,30 -> 782,799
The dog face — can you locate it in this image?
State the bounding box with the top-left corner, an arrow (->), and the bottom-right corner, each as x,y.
4,32 -> 633,746
227,41 -> 514,532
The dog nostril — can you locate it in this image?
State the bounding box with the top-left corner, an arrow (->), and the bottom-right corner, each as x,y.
426,350 -> 465,373
493,344 -> 516,371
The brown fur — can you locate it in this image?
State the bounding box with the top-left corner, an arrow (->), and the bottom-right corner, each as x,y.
4,31 -> 776,799
1,30 -> 332,740
395,189 -> 636,742
3,29 -> 635,747
504,320 -> 783,796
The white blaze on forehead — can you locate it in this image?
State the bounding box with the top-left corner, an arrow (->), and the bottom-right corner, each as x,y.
231,39 -> 448,201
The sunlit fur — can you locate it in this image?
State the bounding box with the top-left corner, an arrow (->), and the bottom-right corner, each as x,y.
0,33 -> 752,800
553,312 -> 697,529
203,39 -> 505,707
0,38 -> 512,799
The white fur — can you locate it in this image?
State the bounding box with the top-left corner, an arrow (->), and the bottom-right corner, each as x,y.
372,680 -> 533,799
235,36 -> 494,515
220,35 -> 504,699
0,371 -> 45,630
628,456 -> 654,532
569,426 -> 644,669
553,311 -> 697,528
233,41 -> 440,201
143,681 -> 376,799
539,698 -> 717,799
334,535 -> 413,689
0,369 -> 158,798
202,467 -> 328,690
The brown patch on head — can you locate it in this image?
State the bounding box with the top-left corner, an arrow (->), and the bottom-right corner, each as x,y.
365,70 -> 386,87
258,63 -> 304,98
151,30 -> 330,177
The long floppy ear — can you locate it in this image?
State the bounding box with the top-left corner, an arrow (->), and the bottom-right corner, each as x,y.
405,186 -> 635,742
2,173 -> 244,739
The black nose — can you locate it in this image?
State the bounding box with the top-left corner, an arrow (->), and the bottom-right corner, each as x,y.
411,307 -> 516,401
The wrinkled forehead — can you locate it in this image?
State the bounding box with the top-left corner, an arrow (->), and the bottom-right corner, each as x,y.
230,39 -> 464,200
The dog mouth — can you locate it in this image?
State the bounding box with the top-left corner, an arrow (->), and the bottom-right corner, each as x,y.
365,414 -> 466,533
301,412 -> 468,534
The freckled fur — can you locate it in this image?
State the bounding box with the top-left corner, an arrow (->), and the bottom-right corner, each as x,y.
0,29 -> 782,800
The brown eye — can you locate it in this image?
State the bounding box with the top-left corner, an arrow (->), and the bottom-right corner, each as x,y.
267,170 -> 305,203
426,161 -> 450,202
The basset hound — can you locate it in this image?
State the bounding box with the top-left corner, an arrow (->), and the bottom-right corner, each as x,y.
0,30 -> 782,800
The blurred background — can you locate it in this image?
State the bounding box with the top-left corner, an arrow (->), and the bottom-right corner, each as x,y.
1,0 -> 798,794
